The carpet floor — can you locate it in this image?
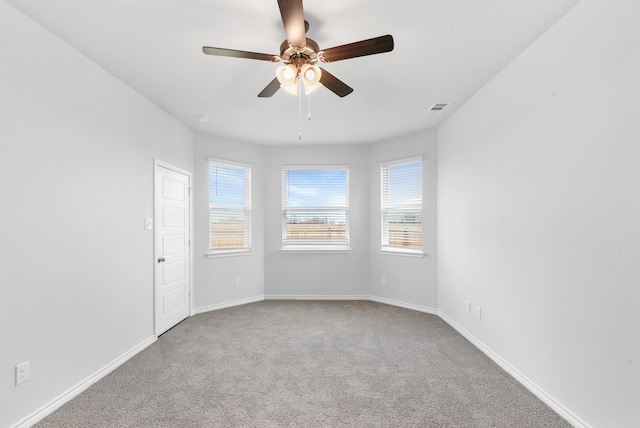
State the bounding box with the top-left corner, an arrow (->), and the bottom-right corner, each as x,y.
34,300 -> 571,427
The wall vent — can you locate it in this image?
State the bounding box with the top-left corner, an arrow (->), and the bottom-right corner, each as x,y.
427,103 -> 450,114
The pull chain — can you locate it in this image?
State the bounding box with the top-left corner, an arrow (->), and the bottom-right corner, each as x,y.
308,91 -> 311,121
298,75 -> 302,140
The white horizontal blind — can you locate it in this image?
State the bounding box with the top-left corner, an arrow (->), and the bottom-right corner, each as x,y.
209,159 -> 251,251
282,166 -> 349,246
381,157 -> 422,249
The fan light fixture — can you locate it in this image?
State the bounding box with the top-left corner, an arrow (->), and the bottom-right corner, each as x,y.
301,64 -> 321,94
276,64 -> 298,94
276,64 -> 322,96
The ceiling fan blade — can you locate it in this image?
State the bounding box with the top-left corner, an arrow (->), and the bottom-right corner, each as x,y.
258,78 -> 281,98
202,46 -> 278,62
320,34 -> 394,63
319,68 -> 353,97
277,0 -> 306,48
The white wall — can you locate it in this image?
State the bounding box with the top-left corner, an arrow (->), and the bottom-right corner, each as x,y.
437,1 -> 640,426
0,3 -> 194,427
193,134 -> 265,310
369,130 -> 438,312
263,145 -> 370,298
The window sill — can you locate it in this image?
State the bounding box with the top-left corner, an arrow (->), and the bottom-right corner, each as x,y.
207,249 -> 253,259
379,247 -> 426,258
281,245 -> 352,254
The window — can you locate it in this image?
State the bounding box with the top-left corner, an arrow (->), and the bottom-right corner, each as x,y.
282,166 -> 350,252
208,158 -> 251,257
381,156 -> 424,256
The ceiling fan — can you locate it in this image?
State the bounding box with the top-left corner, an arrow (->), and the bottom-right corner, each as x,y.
202,0 -> 394,98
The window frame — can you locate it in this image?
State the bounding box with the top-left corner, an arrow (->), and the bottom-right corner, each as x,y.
281,165 -> 351,253
207,157 -> 253,258
380,156 -> 425,258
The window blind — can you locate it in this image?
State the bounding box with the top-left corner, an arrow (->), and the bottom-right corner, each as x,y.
381,157 -> 423,249
208,158 -> 251,252
282,166 -> 349,247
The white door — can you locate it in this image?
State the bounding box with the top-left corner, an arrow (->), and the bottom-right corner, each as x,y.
155,163 -> 191,335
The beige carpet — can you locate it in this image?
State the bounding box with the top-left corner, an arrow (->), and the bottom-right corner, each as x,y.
35,300 -> 571,427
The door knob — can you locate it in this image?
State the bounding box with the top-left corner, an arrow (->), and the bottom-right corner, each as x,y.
158,257 -> 166,263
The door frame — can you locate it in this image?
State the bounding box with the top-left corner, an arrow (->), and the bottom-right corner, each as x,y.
154,159 -> 194,336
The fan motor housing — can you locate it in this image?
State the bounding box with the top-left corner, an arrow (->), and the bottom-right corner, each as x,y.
280,38 -> 320,67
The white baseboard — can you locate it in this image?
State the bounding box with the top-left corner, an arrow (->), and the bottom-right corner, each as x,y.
12,336 -> 156,428
264,294 -> 370,301
437,311 -> 589,428
369,295 -> 438,315
263,295 -> 437,316
193,295 -> 265,314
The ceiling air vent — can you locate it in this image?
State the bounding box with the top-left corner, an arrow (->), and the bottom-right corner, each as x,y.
428,103 -> 450,114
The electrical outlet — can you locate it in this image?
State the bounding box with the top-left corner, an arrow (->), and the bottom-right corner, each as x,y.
234,278 -> 240,287
476,305 -> 482,320
16,361 -> 29,385
381,276 -> 387,285
465,300 -> 471,313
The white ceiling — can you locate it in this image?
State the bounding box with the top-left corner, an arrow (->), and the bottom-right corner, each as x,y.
8,0 -> 579,145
